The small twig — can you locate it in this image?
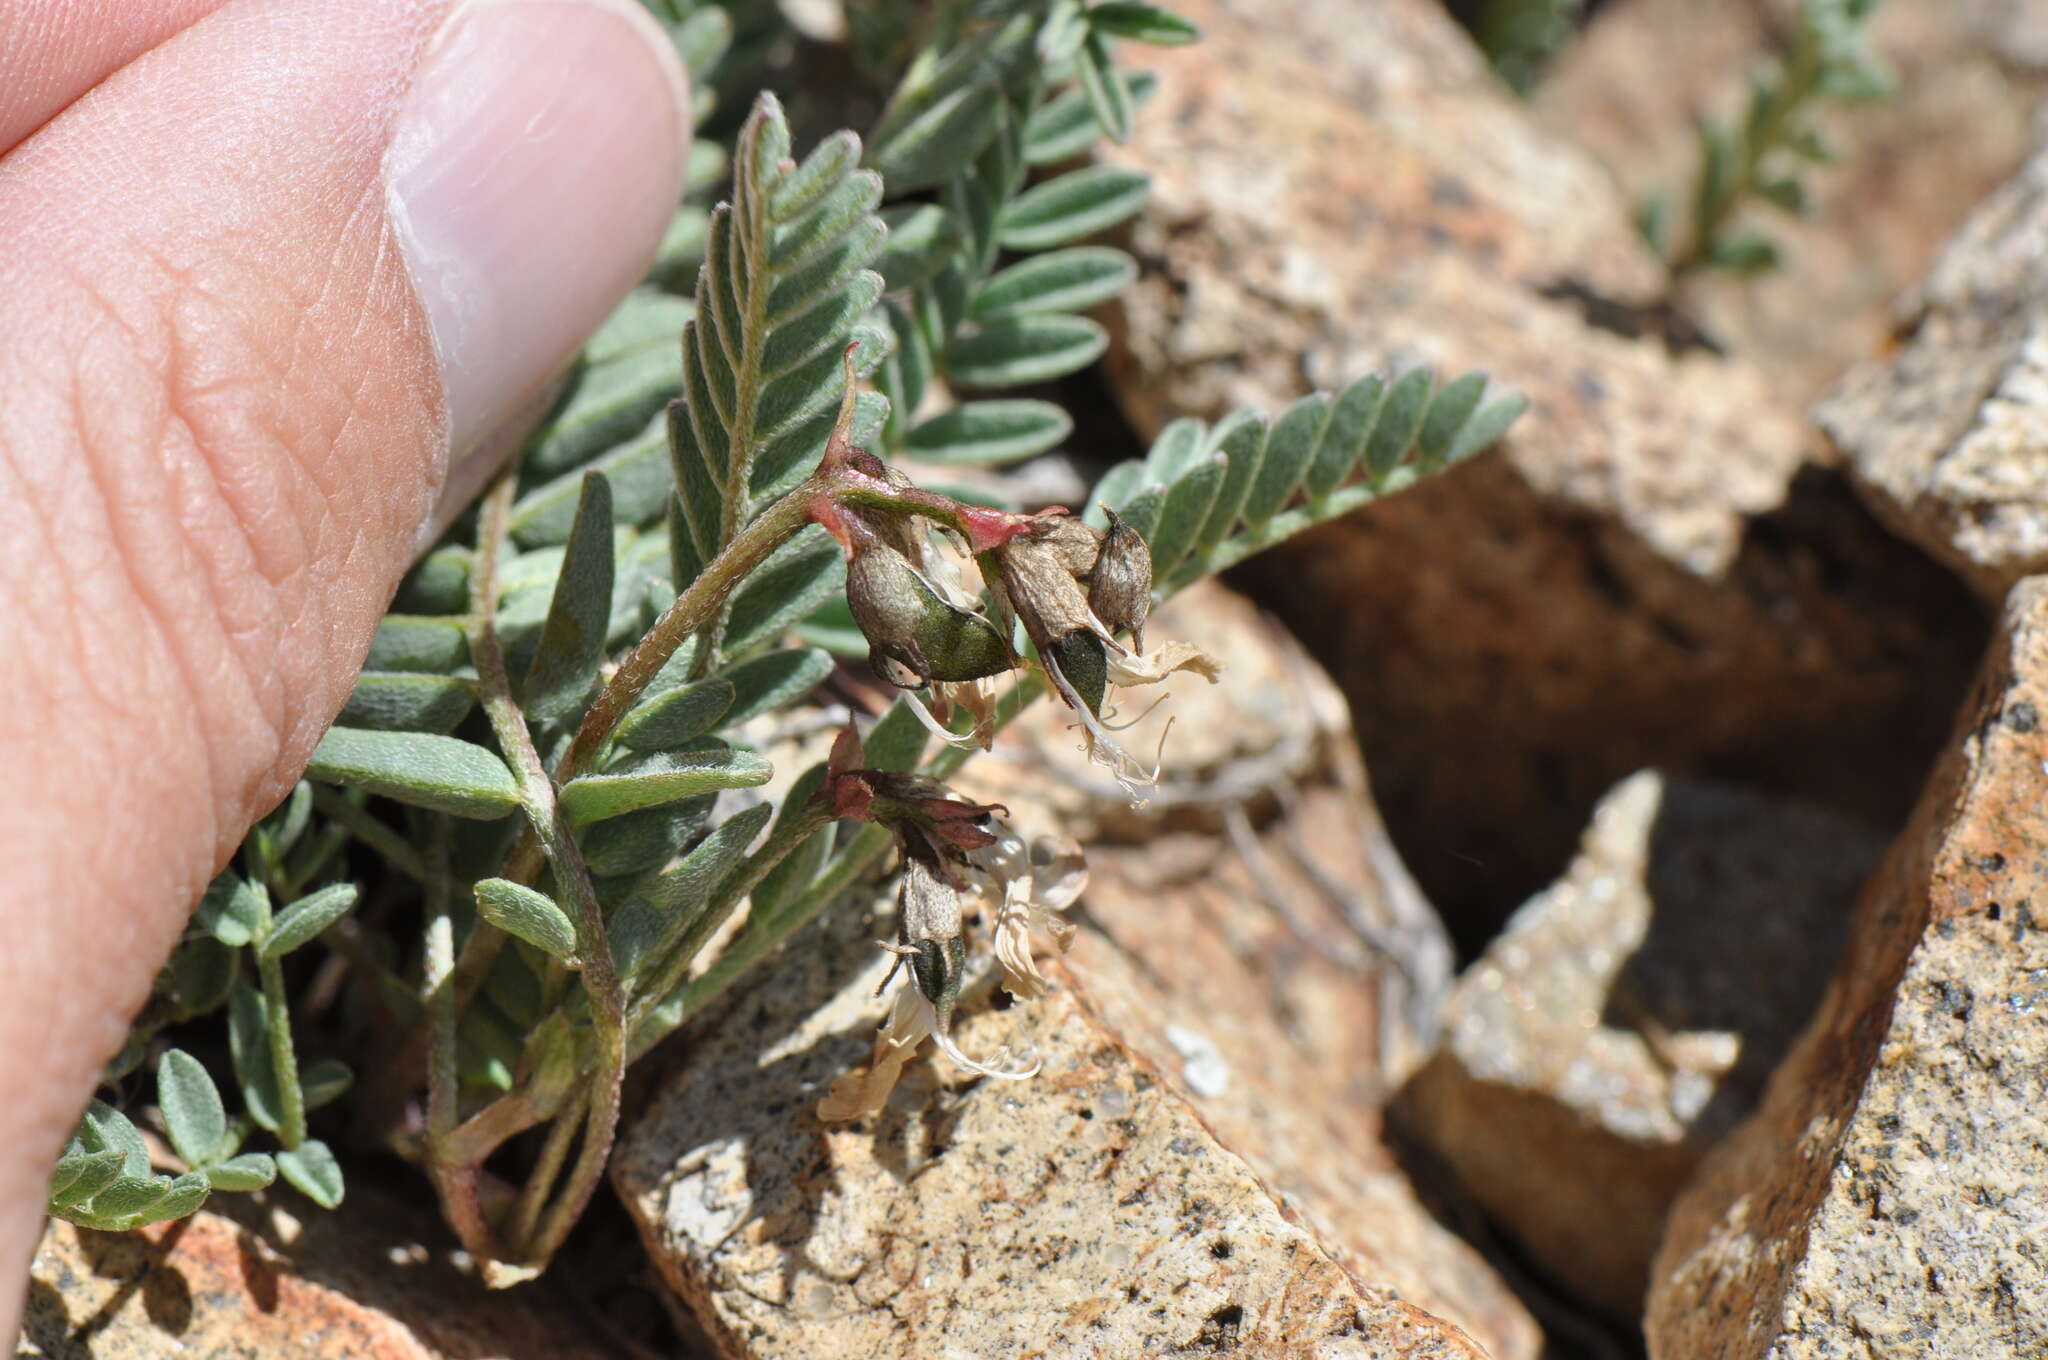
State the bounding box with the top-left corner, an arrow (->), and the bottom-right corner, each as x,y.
308,785 -> 430,884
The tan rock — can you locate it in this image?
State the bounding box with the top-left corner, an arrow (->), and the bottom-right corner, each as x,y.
1820,141 -> 2048,597
1536,0 -> 2048,407
21,1186 -> 614,1359
614,586 -> 1540,1360
1647,577 -> 2048,1358
1100,0 -> 1983,927
1394,770 -> 1883,1320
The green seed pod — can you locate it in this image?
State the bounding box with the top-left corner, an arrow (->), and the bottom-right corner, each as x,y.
846,543 -> 1012,686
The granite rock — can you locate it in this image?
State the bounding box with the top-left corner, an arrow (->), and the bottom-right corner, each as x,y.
20,1186 -> 614,1360
1394,771 -> 1883,1320
1647,577 -> 2048,1358
1820,141 -> 2048,597
1098,0 -> 1983,931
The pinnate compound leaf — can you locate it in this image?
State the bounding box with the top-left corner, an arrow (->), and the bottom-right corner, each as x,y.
262,883 -> 359,960
671,95 -> 892,573
306,727 -> 519,820
158,1049 -> 229,1168
1093,368 -> 1524,590
276,1140 -> 344,1209
475,879 -> 580,961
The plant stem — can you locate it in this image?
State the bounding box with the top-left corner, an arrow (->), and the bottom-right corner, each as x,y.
1672,26 -> 1822,277
256,948 -> 308,1150
422,827 -> 457,1143
557,488 -> 815,781
310,785 -> 431,884
508,1085 -> 586,1251
468,473 -> 631,1272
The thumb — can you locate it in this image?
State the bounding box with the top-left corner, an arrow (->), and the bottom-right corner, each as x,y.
0,0 -> 686,1321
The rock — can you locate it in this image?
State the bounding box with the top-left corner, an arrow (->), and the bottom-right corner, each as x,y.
1393,771 -> 1883,1320
1819,142 -> 2048,598
20,1185 -> 616,1359
1099,0 -> 1984,933
613,585 -> 1541,1360
1647,577 -> 2048,1358
1535,0 -> 2048,407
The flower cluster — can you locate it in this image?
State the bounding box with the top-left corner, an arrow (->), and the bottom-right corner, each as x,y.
811,405 -> 1219,792
804,393 -> 1218,1119
814,728 -> 1087,1121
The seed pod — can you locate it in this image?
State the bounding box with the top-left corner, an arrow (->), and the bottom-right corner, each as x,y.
899,854 -> 967,1017
991,532 -> 1096,656
1087,508 -> 1153,652
846,543 -> 1012,687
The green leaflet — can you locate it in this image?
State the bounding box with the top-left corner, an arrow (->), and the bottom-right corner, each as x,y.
306,728 -> 520,821
560,747 -> 773,824
523,471 -> 616,727
475,879 -> 579,962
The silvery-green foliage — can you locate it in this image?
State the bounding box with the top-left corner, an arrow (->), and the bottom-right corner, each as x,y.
1640,0 -> 1889,278
1087,369 -> 1527,593
867,0 -> 1180,471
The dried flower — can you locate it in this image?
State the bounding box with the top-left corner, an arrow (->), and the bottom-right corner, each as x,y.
968,829 -> 1087,999
817,850 -> 1038,1122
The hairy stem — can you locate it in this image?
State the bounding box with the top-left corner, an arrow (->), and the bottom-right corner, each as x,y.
557,487 -> 815,781
256,946 -> 307,1150
311,785 -> 430,884
468,473 -> 630,1272
625,801 -> 833,1056
508,1085 -> 587,1253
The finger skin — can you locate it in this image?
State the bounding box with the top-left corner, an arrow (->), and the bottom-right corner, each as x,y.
0,0 -> 453,1323
0,0 -> 230,152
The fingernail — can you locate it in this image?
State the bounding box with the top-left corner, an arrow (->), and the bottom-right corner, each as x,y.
387,0 -> 688,471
